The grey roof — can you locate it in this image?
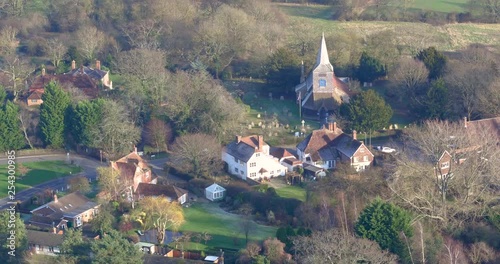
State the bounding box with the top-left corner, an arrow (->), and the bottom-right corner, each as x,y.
224,141 -> 256,162
332,134 -> 362,158
67,66 -> 107,80
62,201 -> 99,218
27,230 -> 64,247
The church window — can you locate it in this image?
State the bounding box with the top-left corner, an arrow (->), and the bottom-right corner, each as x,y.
319,79 -> 326,87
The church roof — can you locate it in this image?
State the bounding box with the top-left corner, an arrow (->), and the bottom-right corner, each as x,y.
314,33 -> 333,72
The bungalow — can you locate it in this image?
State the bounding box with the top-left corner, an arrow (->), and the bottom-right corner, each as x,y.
135,183 -> 188,204
205,183 -> 226,202
222,135 -> 287,181
29,192 -> 99,230
297,122 -> 374,172
26,230 -> 63,256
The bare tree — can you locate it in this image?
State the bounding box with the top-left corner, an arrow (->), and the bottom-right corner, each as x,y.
144,118 -> 172,153
75,25 -> 106,62
468,242 -> 496,264
170,133 -> 222,178
0,55 -> 34,101
121,19 -> 164,50
391,57 -> 429,99
46,38 -> 68,68
68,176 -> 91,194
18,106 -> 37,149
239,218 -> 256,245
0,26 -> 18,55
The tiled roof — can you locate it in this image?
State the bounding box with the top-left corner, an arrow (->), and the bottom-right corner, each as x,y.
331,133 -> 362,158
466,117 -> 500,141
224,135 -> 268,162
27,230 -> 63,247
136,183 -> 187,200
28,73 -> 99,98
297,127 -> 343,154
27,90 -> 43,100
270,147 -> 295,160
31,192 -> 98,221
67,66 -> 107,80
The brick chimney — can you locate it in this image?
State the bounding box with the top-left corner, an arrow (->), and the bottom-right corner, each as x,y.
464,116 -> 467,128
53,194 -> 58,203
236,135 -> 241,143
352,130 -> 357,140
258,135 -> 263,151
41,67 -> 45,76
96,60 -> 101,70
133,145 -> 137,154
333,121 -> 337,131
71,60 -> 76,70
52,227 -> 57,234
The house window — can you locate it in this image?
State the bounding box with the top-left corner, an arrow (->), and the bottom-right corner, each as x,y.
31,99 -> 38,103
353,157 -> 359,163
240,170 -> 244,175
277,169 -> 281,173
256,153 -> 260,157
360,148 -> 365,153
363,156 -> 368,162
235,168 -> 239,173
319,79 -> 326,87
250,173 -> 256,177
327,160 -> 333,168
441,162 -> 450,169
250,162 -> 256,167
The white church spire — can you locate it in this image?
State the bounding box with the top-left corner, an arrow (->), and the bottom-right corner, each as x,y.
315,33 -> 333,71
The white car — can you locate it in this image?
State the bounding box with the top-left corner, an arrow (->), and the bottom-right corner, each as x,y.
376,146 -> 396,153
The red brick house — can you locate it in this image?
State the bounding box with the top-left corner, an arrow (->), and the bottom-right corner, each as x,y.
111,148 -> 157,192
297,122 -> 374,172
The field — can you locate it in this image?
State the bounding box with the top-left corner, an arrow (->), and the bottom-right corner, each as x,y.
278,4 -> 500,52
410,0 -> 468,12
0,161 -> 82,198
173,202 -> 277,252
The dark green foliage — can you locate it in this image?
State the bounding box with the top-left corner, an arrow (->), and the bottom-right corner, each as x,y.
91,230 -> 144,264
415,47 -> 447,79
356,52 -> 386,83
40,81 -> 70,148
276,227 -> 287,243
422,78 -> 450,119
0,211 -> 27,263
60,229 -> 91,263
296,227 -> 312,236
265,48 -> 301,96
355,198 -> 413,262
90,204 -> 115,237
65,45 -> 81,64
0,101 -> 25,151
0,85 -> 6,104
71,99 -> 104,146
341,89 -> 393,133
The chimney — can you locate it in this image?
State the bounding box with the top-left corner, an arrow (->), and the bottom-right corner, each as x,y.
71,60 -> 76,70
133,145 -> 137,154
96,60 -> 101,70
80,65 -> 84,73
53,194 -> 58,203
236,135 -> 241,143
300,60 -> 305,83
258,135 -> 263,151
52,227 -> 57,234
352,130 -> 357,140
333,121 -> 337,131
464,116 -> 467,128
41,67 -> 45,76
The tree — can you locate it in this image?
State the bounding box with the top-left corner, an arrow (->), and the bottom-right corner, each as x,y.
0,101 -> 25,151
18,105 -> 38,149
39,81 -> 70,148
391,57 -> 429,99
341,89 -> 392,139
90,204 -> 115,237
68,176 -> 91,194
89,100 -> 141,159
355,199 -> 413,262
469,0 -> 500,22
60,229 -> 90,263
91,230 -> 143,264
419,78 -> 450,120
0,55 -> 34,101
263,238 -> 289,264
415,47 -> 447,79
264,48 -> 301,95
239,218 -> 256,245
356,51 -> 386,83
96,166 -> 127,202
293,228 -> 398,264
70,99 -> 104,146
170,133 -> 223,178
136,196 -> 184,245
46,38 -> 68,68
75,25 -> 106,62
0,211 -> 27,263
144,118 -> 172,153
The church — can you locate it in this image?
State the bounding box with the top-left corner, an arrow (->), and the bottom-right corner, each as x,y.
295,34 -> 352,118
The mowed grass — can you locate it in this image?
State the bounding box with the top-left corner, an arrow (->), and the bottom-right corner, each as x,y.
0,161 -> 82,198
278,4 -> 500,51
275,185 -> 307,202
173,203 -> 277,252
411,0 -> 468,12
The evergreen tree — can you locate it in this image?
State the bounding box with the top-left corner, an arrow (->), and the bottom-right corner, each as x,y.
423,78 -> 450,120
91,230 -> 143,264
39,81 -> 70,148
0,211 -> 27,263
356,51 -> 386,83
0,85 -> 6,105
71,99 -> 104,146
341,89 -> 393,133
355,198 -> 413,262
60,229 -> 91,263
265,48 -> 301,96
415,47 -> 447,79
0,101 -> 25,151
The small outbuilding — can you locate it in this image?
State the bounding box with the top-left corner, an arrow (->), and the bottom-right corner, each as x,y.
205,183 -> 226,201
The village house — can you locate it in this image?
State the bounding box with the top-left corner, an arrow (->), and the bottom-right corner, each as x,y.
135,182 -> 188,204
222,135 -> 287,181
26,230 -> 64,256
297,122 -> 374,172
29,192 -> 100,230
110,148 -> 157,193
26,60 -> 112,106
270,147 -> 303,172
295,33 -> 353,118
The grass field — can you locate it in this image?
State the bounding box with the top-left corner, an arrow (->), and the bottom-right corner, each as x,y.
0,161 -> 82,198
410,0 -> 468,12
275,185 -> 307,202
173,203 -> 277,252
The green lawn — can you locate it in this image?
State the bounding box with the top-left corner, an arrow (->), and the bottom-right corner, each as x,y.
411,0 -> 468,12
173,203 -> 277,252
275,185 -> 307,202
0,161 -> 82,198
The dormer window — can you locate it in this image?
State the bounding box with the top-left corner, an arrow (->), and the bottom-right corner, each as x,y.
319,79 -> 326,88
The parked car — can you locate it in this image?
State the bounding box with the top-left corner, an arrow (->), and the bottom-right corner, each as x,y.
376,146 -> 396,153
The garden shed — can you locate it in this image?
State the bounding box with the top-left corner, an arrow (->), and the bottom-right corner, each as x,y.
205,183 -> 226,201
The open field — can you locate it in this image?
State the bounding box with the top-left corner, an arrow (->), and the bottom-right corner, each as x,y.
173,202 -> 277,252
0,161 -> 82,198
278,4 -> 500,52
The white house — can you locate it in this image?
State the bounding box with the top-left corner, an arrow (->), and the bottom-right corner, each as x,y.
222,135 -> 288,181
297,122 -> 374,172
205,183 -> 226,201
27,230 -> 63,256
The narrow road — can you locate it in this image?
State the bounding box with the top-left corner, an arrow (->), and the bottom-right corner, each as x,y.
0,154 -> 101,210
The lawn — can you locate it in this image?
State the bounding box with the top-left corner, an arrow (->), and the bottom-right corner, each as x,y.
173,203 -> 277,252
275,185 -> 307,202
0,160 -> 82,198
411,0 -> 468,12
